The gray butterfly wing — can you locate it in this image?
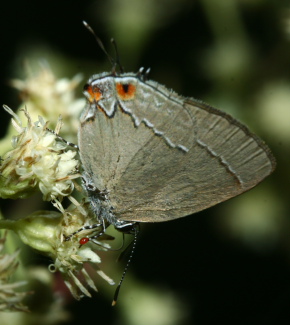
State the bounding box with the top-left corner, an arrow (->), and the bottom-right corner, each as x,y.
79,75 -> 275,223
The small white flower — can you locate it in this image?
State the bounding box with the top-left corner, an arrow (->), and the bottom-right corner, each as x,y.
0,106 -> 79,201
10,63 -> 85,138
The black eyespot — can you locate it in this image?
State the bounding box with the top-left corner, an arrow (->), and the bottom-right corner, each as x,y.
122,84 -> 129,93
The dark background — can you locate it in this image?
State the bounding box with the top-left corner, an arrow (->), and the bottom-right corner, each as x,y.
0,1 -> 289,324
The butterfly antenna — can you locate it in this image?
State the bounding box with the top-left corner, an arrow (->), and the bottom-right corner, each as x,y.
83,21 -> 116,71
110,38 -> 124,73
112,224 -> 140,306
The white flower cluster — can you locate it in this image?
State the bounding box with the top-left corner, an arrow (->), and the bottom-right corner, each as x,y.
0,106 -> 79,201
0,67 -> 115,304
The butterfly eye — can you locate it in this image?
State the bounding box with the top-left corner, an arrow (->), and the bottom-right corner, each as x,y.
116,82 -> 136,100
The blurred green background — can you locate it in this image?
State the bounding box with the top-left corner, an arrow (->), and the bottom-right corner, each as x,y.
0,0 -> 289,324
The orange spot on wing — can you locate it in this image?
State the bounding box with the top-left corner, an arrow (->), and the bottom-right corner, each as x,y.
116,83 -> 136,100
85,84 -> 102,102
